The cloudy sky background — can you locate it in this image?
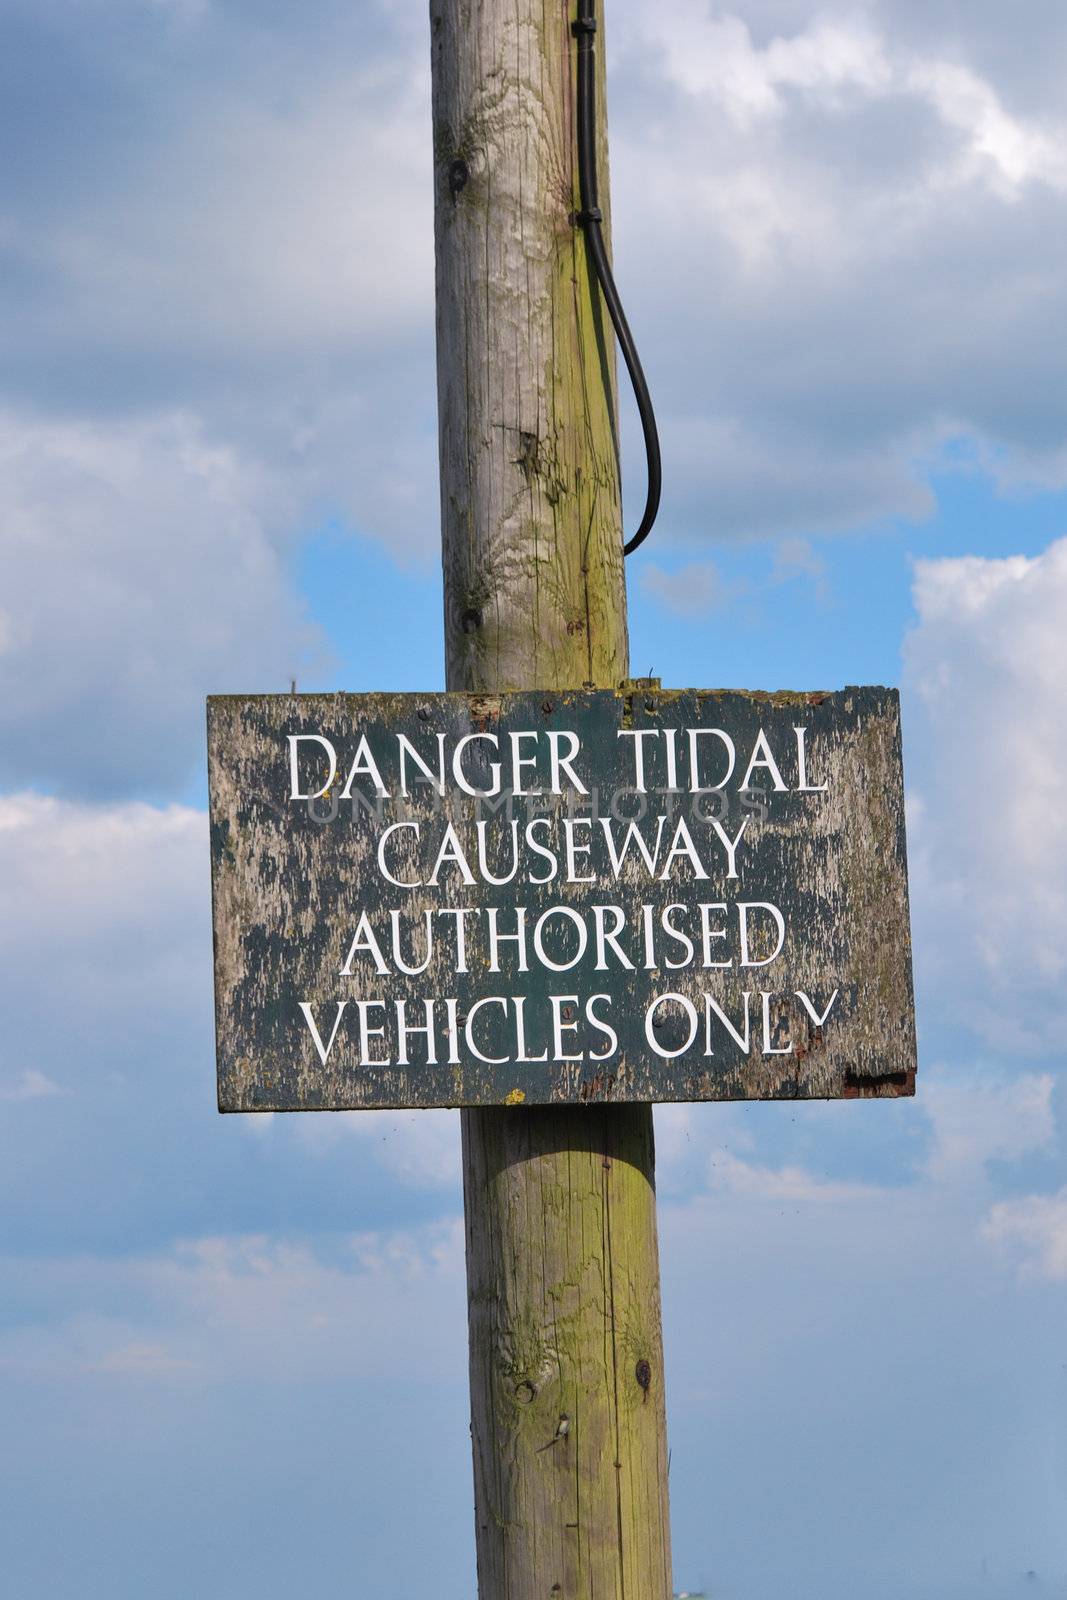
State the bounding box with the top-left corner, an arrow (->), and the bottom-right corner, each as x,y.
2,1 -> 1067,1594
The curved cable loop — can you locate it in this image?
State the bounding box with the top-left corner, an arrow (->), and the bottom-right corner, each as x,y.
573,0 -> 661,556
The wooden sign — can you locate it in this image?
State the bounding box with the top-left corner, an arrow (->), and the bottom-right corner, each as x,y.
208,686 -> 915,1110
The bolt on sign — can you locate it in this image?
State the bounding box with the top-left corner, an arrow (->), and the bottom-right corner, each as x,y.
207,685 -> 916,1110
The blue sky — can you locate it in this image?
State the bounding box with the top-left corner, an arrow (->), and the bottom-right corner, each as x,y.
2,2 -> 1067,1596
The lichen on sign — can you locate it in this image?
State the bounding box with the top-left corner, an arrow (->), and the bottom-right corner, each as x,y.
207,685 -> 916,1110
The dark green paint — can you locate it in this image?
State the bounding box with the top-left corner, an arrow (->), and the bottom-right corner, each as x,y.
207,686 -> 916,1110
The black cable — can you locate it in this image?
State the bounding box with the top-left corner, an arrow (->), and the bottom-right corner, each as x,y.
573,0 -> 661,556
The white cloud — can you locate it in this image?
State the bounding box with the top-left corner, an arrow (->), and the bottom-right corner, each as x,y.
0,1221 -> 466,1383
1,2 -> 440,573
910,59 -> 1067,192
708,1148 -> 884,1203
156,1223 -> 466,1378
636,8 -> 1066,192
903,537 -> 1067,1052
654,10 -> 892,121
36,67 -> 432,359
0,789 -> 469,1253
88,1341 -> 195,1376
0,1069 -> 65,1103
292,1109 -> 460,1190
2,0 -> 1067,575
0,410 -> 325,796
922,1070 -> 1056,1182
0,789 -> 459,1190
984,1186 -> 1067,1281
641,559 -> 740,617
607,4 -> 1067,535
771,536 -> 827,587
0,792 -> 208,1026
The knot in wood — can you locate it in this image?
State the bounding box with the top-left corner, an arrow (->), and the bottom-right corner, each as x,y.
448,157 -> 469,197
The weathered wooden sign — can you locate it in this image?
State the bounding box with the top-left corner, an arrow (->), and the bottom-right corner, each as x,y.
208,685 -> 915,1110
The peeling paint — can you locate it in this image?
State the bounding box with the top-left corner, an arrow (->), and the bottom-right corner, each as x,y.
207,686 -> 916,1111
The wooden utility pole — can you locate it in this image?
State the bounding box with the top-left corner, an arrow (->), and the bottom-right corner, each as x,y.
429,3 -> 673,1595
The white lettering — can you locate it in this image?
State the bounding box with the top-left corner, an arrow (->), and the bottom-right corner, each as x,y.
760,992 -> 792,1055
428,822 -> 476,887
704,993 -> 752,1055
645,992 -> 699,1058
339,734 -> 389,799
795,726 -> 827,792
548,730 -> 588,794
356,999 -> 390,1065
452,733 -> 502,798
795,989 -> 839,1029
600,815 -> 666,878
533,907 -> 588,973
377,821 -> 422,889
740,728 -> 788,793
551,994 -> 583,1061
395,998 -> 437,1066
465,997 -> 510,1065
340,912 -> 389,977
288,734 -> 337,800
509,731 -> 540,796
738,902 -> 786,967
586,994 -> 618,1061
710,816 -> 749,879
298,1000 -> 348,1065
397,732 -> 446,797
617,728 -> 659,792
592,904 -> 635,971
659,816 -> 708,881
687,727 -> 735,792
563,817 -> 595,884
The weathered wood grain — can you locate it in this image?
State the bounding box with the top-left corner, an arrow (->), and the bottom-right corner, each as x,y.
430,0 -> 627,695
430,1 -> 672,1594
462,1105 -> 670,1600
